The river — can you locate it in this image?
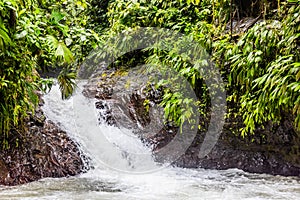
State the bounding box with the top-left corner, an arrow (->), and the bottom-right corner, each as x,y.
0,83 -> 299,200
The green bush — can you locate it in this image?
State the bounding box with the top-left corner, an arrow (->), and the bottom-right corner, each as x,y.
0,0 -> 98,148
100,0 -> 300,136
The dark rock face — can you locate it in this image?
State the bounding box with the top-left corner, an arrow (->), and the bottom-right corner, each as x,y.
156,112 -> 300,177
85,66 -> 300,177
0,108 -> 89,186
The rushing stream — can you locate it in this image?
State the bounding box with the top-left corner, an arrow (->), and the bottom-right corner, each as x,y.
0,83 -> 299,200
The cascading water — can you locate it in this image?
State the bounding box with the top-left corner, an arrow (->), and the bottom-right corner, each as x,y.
40,81 -> 158,174
0,83 -> 299,200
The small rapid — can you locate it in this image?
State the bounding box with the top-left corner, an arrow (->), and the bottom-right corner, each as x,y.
0,83 -> 299,200
52,81 -> 159,173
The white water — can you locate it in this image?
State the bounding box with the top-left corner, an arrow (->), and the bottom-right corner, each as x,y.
0,84 -> 299,200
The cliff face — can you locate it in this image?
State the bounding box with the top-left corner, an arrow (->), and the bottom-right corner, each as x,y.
84,66 -> 300,177
0,107 -> 89,186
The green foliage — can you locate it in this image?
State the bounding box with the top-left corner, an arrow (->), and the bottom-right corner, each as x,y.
98,0 -> 230,130
107,0 -> 229,33
1,0 -> 299,148
0,0 -> 99,148
227,4 -> 300,136
100,0 -> 300,137
58,67 -> 77,99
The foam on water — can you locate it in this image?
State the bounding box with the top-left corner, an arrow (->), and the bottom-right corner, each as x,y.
0,83 -> 299,200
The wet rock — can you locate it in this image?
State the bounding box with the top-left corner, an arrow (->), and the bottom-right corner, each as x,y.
0,159 -> 9,180
226,16 -> 262,35
0,109 -> 89,186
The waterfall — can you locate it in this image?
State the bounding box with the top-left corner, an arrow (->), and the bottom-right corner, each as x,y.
1,80 -> 298,200
43,81 -> 160,174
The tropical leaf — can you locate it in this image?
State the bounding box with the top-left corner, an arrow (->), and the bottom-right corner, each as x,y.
0,19 -> 12,47
57,68 -> 77,99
